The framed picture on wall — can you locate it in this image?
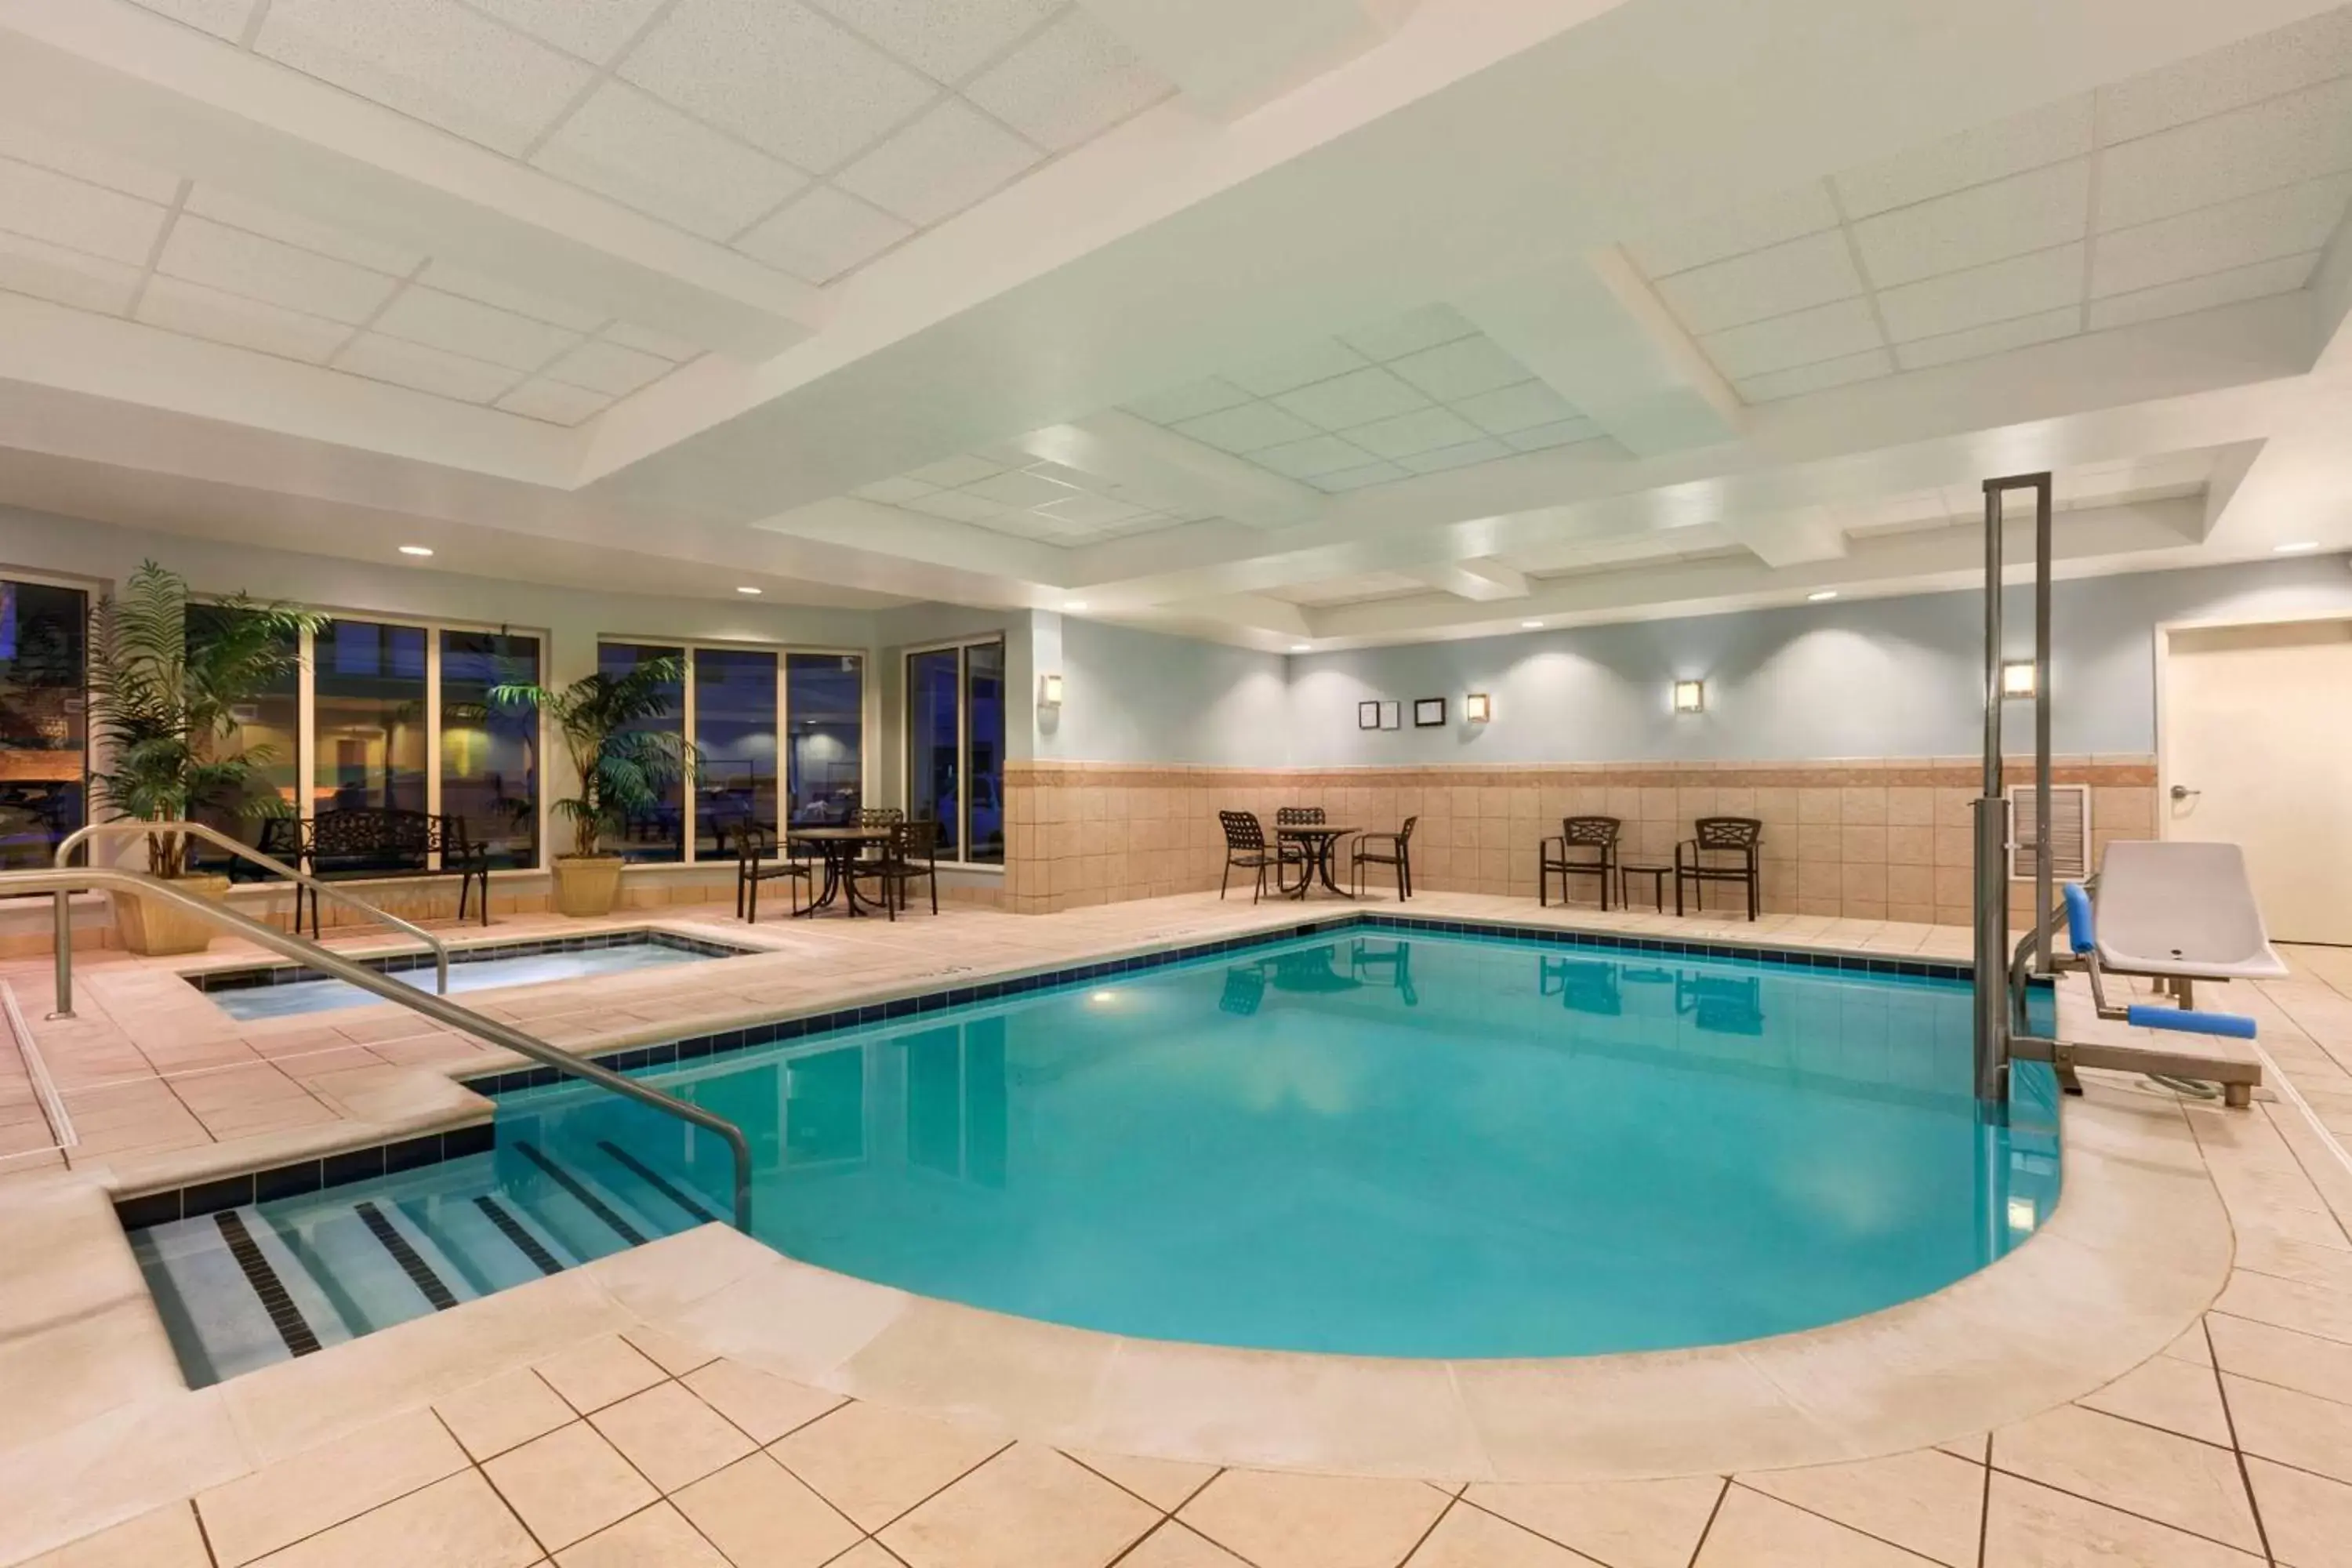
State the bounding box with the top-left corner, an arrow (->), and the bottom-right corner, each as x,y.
1357,700 -> 1381,730
1379,701 -> 1402,730
1414,697 -> 1446,728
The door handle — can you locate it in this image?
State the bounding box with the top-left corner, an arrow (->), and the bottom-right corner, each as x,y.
2169,785 -> 2201,800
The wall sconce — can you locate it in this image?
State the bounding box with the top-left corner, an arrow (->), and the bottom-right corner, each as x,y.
1672,679 -> 1705,714
2001,662 -> 2038,699
1039,673 -> 1064,706
1464,692 -> 1491,723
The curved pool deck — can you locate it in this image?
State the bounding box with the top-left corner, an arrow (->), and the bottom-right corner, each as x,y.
2,891 -> 2347,1568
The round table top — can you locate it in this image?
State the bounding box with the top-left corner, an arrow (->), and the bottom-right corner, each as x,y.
1276,823 -> 1359,836
786,825 -> 898,842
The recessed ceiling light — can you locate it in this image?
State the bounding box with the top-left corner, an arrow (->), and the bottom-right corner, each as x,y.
736,585 -> 762,594
397,545 -> 434,557
2275,541 -> 2320,554
1520,619 -> 1543,628
1290,644 -> 1311,652
1808,590 -> 1838,601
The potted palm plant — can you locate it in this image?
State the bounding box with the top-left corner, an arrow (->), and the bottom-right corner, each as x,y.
87,561 -> 322,955
492,658 -> 693,917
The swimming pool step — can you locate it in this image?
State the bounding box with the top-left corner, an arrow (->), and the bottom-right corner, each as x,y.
132,1139 -> 710,1388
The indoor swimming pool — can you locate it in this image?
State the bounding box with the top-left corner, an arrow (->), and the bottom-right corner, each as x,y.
189,929 -> 753,1019
131,924 -> 2060,1383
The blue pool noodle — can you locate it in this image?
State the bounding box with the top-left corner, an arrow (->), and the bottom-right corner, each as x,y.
2125,1004 -> 2257,1040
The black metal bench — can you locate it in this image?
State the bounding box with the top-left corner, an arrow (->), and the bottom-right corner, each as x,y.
259,810 -> 492,937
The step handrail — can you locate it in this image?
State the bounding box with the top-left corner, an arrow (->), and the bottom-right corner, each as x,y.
52,818 -> 449,1011
0,866 -> 753,1232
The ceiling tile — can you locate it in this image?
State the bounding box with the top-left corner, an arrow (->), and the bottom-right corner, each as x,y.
1893,306 -> 2079,371
2100,6 -> 2352,143
1225,338 -> 1371,397
2092,174 -> 2352,296
811,0 -> 1058,83
1504,416 -> 1604,451
733,183 -> 913,283
1312,460 -> 1412,492
601,321 -> 700,359
255,0 -> 595,157
0,230 -> 143,314
0,125 -> 183,204
1271,366 -> 1430,430
136,275 -> 350,362
1032,492 -> 1149,528
1385,333 -> 1534,401
2096,75 -> 2352,231
904,453 -> 1006,487
1626,181 -> 1839,277
125,0 -> 256,40
1697,296 -> 1883,379
1835,96 -> 2094,219
902,488 -> 1012,522
1875,242 -> 2084,342
619,0 -> 935,172
2087,252 -> 2318,330
532,81 -> 809,241
1733,347 -> 1895,402
334,332 -> 518,401
1251,433 -> 1381,479
1653,229 -> 1864,335
0,160 -> 169,267
849,475 -> 935,503
1452,379 -> 1581,435
183,185 -> 424,275
468,0 -> 670,64
417,261 -> 607,331
1122,377 -> 1253,425
1339,304 -> 1479,362
541,337 -> 671,396
964,9 -> 1169,151
373,285 -> 582,372
158,216 -> 401,324
1399,437 -> 1510,474
833,98 -> 1040,227
964,466 -> 1081,507
494,378 -> 614,424
1850,158 -> 2089,287
1172,400 -> 1321,453
1345,405 -> 1485,459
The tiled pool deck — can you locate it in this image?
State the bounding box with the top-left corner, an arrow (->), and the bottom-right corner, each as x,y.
1,891 -> 2349,1567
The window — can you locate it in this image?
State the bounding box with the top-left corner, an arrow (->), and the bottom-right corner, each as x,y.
904,637 -> 1004,866
314,620 -> 429,869
186,604 -> 299,880
0,577 -> 88,870
441,632 -> 539,870
594,641 -> 867,860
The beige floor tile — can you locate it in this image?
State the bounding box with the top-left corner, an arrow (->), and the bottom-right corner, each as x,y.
247,1472 -> 541,1568
881,1443 -> 1158,1568
1991,1403 -> 2260,1551
21,1502 -> 209,1568
2212,1272 -> 2352,1345
2247,1456 -> 2352,1568
481,1421 -> 660,1551
198,1406 -> 469,1566
768,1400 -> 1010,1532
1062,1447 -> 1221,1512
1461,1475 -> 1726,1568
2075,1356 -> 2234,1446
681,1359 -> 846,1444
827,1546 -> 914,1568
2222,1374 -> 2352,1485
2209,1313 -> 2352,1406
1981,1472 -> 2259,1568
1407,1503 -> 1589,1565
435,1369 -> 579,1461
1738,1450 -> 1984,1566
1693,1486 -> 1934,1568
1933,1436 -> 1989,1464
672,1452 -> 863,1568
2237,1233 -> 2352,1294
589,1381 -> 757,1493
1178,1468 -> 1452,1568
533,1336 -> 669,1414
621,1326 -> 718,1378
553,1502 -> 731,1567
2162,1325 -> 2215,1367
1113,1522 -> 1254,1568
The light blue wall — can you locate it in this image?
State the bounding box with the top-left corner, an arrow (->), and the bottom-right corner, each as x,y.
1036,616 -> 1289,767
1285,556 -> 2352,764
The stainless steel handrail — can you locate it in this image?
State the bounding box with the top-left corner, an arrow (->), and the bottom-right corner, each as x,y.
0,865 -> 752,1232
52,819 -> 449,1014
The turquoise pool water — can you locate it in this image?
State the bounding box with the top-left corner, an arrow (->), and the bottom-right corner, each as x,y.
492,928 -> 2061,1359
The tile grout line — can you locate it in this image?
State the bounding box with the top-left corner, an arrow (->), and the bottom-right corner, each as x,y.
2203,1314 -> 2279,1566
1683,1475 -> 1732,1568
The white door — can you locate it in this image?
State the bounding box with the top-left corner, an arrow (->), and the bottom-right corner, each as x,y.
2162,618 -> 2352,945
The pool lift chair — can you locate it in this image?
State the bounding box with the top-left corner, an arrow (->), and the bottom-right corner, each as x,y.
2006,840 -> 2279,1108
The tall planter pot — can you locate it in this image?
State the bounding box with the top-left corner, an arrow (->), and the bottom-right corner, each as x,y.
110,873 -> 231,956
552,855 -> 625,918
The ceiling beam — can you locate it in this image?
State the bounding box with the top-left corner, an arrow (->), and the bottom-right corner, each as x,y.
1157,593 -> 1316,640
1405,556 -> 1531,600
1721,508 -> 1850,567
1077,0 -> 1419,118
1011,413 -> 1324,528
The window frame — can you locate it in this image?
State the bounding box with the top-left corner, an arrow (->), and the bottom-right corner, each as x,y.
901,634 -> 1007,872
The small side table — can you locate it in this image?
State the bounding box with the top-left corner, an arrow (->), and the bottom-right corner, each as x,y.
1619,863 -> 1671,913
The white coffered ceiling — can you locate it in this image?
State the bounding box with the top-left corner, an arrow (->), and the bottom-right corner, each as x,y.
5,0 -> 2352,645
